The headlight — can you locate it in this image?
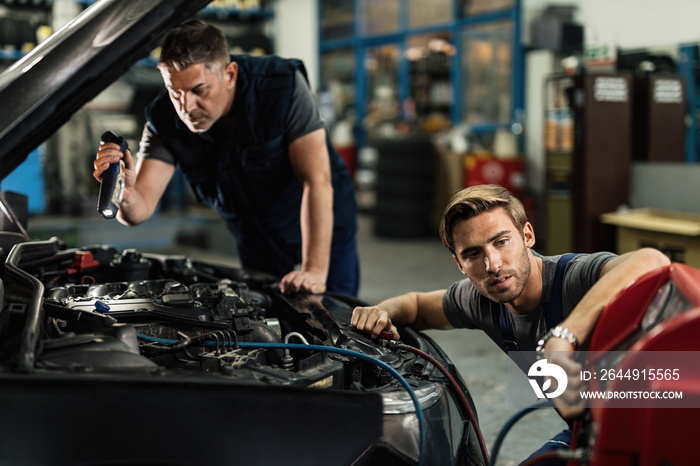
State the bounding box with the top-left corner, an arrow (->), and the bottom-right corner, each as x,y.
641,281 -> 673,330
380,383 -> 444,461
642,281 -> 692,331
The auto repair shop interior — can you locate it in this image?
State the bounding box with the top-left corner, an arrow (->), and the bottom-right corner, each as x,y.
1,0 -> 699,465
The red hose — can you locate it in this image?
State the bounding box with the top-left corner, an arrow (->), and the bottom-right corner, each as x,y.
403,344 -> 491,464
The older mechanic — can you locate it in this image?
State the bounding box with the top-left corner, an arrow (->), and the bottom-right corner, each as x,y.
93,20 -> 359,296
351,184 -> 669,463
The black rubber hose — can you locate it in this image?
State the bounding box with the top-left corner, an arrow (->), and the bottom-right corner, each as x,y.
488,399 -> 551,466
249,321 -> 285,365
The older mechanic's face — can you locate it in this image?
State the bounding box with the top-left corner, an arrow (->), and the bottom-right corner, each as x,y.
160,61 -> 237,133
451,207 -> 535,305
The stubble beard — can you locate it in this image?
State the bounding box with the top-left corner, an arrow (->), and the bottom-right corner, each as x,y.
476,247 -> 532,304
183,111 -> 212,133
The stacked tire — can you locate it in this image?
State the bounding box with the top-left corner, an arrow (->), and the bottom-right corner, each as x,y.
372,136 -> 435,238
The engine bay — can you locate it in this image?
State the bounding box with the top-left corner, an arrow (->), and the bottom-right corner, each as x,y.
1,238 -> 423,391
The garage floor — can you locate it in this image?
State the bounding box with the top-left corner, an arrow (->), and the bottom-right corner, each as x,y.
355,214 -> 569,466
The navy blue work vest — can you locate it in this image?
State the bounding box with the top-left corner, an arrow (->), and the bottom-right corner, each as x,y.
145,55 -> 357,276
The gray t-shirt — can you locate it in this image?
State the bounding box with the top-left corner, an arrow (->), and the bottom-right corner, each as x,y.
443,251 -> 617,352
137,70 -> 323,164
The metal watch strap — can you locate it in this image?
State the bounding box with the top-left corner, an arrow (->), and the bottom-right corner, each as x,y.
536,325 -> 579,354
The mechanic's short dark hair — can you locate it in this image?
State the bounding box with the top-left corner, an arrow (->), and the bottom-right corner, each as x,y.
158,20 -> 230,73
439,184 -> 528,255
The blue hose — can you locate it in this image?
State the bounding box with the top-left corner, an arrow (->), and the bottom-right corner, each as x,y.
137,333 -> 427,466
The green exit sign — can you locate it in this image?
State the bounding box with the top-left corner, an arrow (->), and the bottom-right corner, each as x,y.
585,44 -> 616,67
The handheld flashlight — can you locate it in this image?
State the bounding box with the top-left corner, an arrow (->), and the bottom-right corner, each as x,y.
97,131 -> 127,219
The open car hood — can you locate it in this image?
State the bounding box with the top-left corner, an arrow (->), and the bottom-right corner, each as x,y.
0,0 -> 210,182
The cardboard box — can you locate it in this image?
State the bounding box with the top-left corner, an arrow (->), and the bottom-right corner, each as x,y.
601,208 -> 700,266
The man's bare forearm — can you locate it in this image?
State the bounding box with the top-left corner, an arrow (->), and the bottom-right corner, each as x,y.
375,293 -> 422,328
352,290 -> 451,339
299,181 -> 333,280
555,248 -> 670,346
116,188 -> 154,226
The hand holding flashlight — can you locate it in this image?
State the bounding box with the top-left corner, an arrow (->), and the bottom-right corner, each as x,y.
97,131 -> 127,219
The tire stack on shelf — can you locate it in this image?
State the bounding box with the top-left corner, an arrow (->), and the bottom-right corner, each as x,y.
372,135 -> 435,238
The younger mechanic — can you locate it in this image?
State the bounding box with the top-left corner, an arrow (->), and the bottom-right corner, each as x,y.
351,184 -> 669,460
93,20 -> 359,296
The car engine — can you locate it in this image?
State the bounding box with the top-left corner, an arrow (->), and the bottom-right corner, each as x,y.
2,239 -> 401,383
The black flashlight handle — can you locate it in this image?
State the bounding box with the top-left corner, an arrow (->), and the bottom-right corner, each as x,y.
97,131 -> 127,219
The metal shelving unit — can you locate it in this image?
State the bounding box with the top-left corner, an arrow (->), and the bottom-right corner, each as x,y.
317,0 -> 524,147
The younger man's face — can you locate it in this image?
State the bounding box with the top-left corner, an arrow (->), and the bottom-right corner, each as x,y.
451,207 -> 535,305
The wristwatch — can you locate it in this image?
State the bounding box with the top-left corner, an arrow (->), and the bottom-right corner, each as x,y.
536,326 -> 579,356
